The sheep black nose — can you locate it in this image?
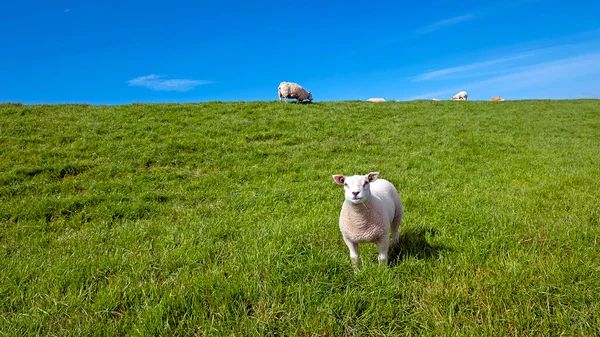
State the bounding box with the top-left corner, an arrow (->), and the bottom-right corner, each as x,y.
352,191 -> 360,196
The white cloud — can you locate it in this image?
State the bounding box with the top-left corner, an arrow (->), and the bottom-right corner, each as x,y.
414,0 -> 541,36
411,52 -> 537,82
410,88 -> 459,100
379,2 -> 539,46
416,14 -> 474,34
409,52 -> 600,100
127,74 -> 212,92
583,91 -> 600,98
477,53 -> 600,87
412,35 -> 600,82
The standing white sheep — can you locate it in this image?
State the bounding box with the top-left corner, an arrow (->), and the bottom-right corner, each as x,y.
451,91 -> 468,100
332,172 -> 404,265
278,82 -> 313,103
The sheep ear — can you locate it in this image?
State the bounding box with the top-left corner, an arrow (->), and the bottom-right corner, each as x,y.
367,172 -> 379,182
332,175 -> 345,185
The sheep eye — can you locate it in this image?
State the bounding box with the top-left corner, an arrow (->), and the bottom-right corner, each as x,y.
344,183 -> 348,187
363,181 -> 369,186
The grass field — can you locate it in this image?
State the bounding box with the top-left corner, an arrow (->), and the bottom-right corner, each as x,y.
1,100 -> 599,336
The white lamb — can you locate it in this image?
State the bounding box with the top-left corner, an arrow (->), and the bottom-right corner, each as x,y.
366,98 -> 386,102
278,82 -> 313,103
332,172 -> 404,265
451,91 -> 468,100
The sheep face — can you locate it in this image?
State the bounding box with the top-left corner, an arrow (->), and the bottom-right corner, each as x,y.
308,92 -> 313,101
333,172 -> 379,204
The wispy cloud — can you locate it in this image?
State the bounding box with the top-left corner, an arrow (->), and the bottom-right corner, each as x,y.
414,0 -> 538,36
379,1 -> 536,46
468,53 -> 600,95
583,91 -> 600,99
64,9 -> 70,13
417,14 -> 474,34
409,88 -> 460,101
411,52 -> 537,82
409,52 -> 600,99
127,74 -> 212,92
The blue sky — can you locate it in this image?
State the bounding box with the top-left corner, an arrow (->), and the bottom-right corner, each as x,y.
1,0 -> 599,103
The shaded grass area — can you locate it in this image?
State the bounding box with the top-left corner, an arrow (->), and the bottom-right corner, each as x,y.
1,100 -> 599,335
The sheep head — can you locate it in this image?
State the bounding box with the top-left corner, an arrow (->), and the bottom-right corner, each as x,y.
332,172 -> 379,204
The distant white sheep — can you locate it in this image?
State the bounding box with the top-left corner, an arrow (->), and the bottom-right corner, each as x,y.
332,172 -> 403,265
451,91 -> 468,101
432,98 -> 440,101
366,98 -> 386,102
278,82 -> 313,103
491,96 -> 505,101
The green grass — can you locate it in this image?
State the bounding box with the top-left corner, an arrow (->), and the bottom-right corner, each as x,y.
1,100 -> 599,336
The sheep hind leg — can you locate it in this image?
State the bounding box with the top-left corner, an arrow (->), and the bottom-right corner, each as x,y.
391,215 -> 402,245
391,221 -> 400,246
391,203 -> 404,246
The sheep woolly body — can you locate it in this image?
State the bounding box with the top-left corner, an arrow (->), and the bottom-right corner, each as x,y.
332,172 -> 403,265
278,82 -> 313,103
451,91 -> 468,101
366,98 -> 385,102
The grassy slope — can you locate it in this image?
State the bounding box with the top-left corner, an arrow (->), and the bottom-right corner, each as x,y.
1,100 -> 599,336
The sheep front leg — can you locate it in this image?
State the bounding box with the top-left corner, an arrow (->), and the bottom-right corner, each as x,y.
342,236 -> 359,266
377,238 -> 390,265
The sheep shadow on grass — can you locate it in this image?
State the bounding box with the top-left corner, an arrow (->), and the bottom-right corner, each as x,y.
280,99 -> 313,104
388,227 -> 448,266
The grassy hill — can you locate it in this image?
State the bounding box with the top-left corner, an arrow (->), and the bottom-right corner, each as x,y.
1,100 -> 599,335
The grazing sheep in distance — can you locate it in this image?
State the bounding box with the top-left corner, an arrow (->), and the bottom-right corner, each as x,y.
432,98 -> 440,101
332,172 -> 404,266
278,82 -> 313,103
366,98 -> 386,102
451,91 -> 468,101
491,96 -> 505,101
